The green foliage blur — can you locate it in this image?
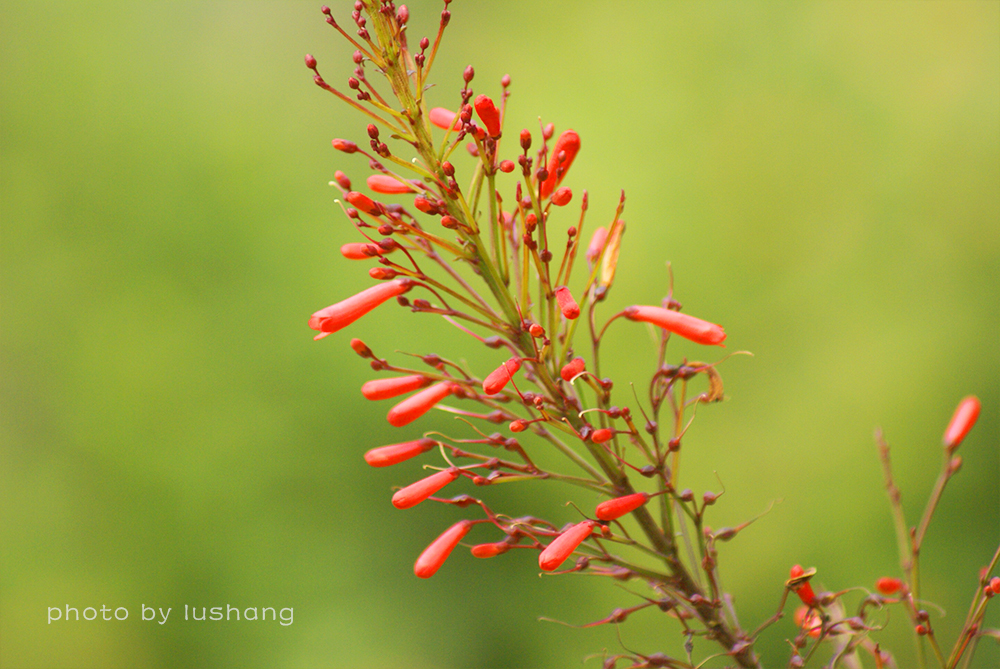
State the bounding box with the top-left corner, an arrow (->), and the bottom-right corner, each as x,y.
2,1 -> 997,667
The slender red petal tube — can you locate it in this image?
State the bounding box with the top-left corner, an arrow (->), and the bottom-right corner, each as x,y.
331,138 -> 358,153
367,174 -> 415,194
471,542 -> 510,558
595,493 -> 649,521
555,286 -> 580,319
560,357 -> 586,382
943,396 -> 981,451
392,468 -> 460,510
414,520 -> 472,578
482,357 -> 521,395
340,242 -> 385,260
586,226 -> 608,262
429,107 -> 461,131
386,382 -> 454,427
591,428 -> 613,444
345,191 -> 382,216
540,129 -> 580,198
474,94 -> 501,137
539,520 -> 596,571
788,564 -> 818,606
364,438 -> 437,467
624,305 -> 726,347
361,375 -> 430,400
308,279 -> 412,339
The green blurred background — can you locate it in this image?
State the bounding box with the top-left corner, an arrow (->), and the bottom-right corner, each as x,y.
3,1 -> 998,667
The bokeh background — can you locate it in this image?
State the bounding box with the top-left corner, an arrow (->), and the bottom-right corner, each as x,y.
3,1 -> 998,667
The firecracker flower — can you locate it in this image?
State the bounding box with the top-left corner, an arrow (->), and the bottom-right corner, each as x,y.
300,4 -> 994,668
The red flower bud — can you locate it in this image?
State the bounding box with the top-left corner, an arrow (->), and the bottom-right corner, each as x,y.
350,338 -> 373,357
471,541 -> 510,558
361,374 -> 430,400
333,170 -> 352,190
308,280 -> 412,339
364,438 -> 437,467
875,577 -> 903,595
340,242 -> 385,259
540,130 -> 580,198
990,577 -> 1000,595
788,565 -> 818,607
386,381 -> 454,427
413,195 -> 440,215
560,357 -> 586,382
591,428 -> 613,444
345,191 -> 382,216
474,94 -> 501,137
482,357 -> 521,395
554,286 -> 580,319
624,305 -> 726,347
392,468 -> 460,509
595,492 -> 649,521
586,226 -> 608,262
429,107 -> 461,131
414,520 -> 472,578
550,187 -> 572,206
332,138 -> 358,153
367,174 -> 415,194
539,520 -> 596,571
529,323 -> 545,338
498,160 -> 515,173
943,396 -> 980,451
509,419 -> 527,433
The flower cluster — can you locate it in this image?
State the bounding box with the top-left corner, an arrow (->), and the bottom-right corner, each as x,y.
302,3 -> 995,667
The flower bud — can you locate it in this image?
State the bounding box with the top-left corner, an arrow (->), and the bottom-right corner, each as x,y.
554,286 -> 580,319
595,492 -> 649,521
560,357 -> 586,382
540,130 -> 580,198
367,174 -> 415,194
474,94 -> 501,137
875,577 -> 903,595
392,468 -> 460,509
943,396 -> 980,452
550,187 -> 572,206
591,428 -> 613,444
471,541 -> 510,558
364,438 -> 436,467
361,374 -> 430,400
586,226 -> 608,262
539,520 -> 596,571
414,520 -> 472,578
429,107 -> 461,131
624,305 -> 726,347
333,170 -> 352,190
332,138 -> 358,153
345,191 -> 382,216
309,280 -> 412,339
386,382 -> 454,427
483,357 -> 521,395
787,565 -> 818,607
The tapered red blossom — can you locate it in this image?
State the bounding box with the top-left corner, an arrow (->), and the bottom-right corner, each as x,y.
595,493 -> 649,521
340,242 -> 386,259
539,520 -> 596,571
591,428 -> 613,444
392,467 -> 460,509
943,396 -> 980,452
331,138 -> 358,153
345,190 -> 382,215
473,94 -> 501,137
361,374 -> 430,400
364,438 -> 437,467
386,381 -> 454,427
624,305 -> 726,347
429,107 -> 461,130
540,129 -> 580,198
414,520 -> 472,578
555,286 -> 580,319
560,357 -> 586,382
586,226 -> 608,262
367,174 -> 415,194
308,279 -> 412,339
482,357 -> 521,395
788,565 -> 818,607
471,541 -> 510,558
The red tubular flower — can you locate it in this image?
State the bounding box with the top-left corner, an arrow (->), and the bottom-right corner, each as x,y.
361,374 -> 430,400
586,226 -> 608,262
429,107 -> 461,131
308,279 -> 412,340
333,170 -> 352,190
624,305 -> 726,347
595,492 -> 649,521
331,138 -> 358,153
540,129 -> 580,198
539,520 -> 596,571
943,396 -> 981,452
392,468 -> 460,509
363,438 -> 437,467
591,428 -> 613,444
386,381 -> 454,427
788,565 -> 818,607
367,174 -> 415,194
340,242 -> 385,260
560,357 -> 586,382
414,520 -> 472,578
555,286 -> 580,319
473,94 -> 501,137
482,357 -> 521,395
471,541 -> 510,558
345,190 -> 383,216
875,577 -> 903,595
